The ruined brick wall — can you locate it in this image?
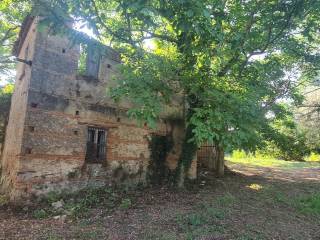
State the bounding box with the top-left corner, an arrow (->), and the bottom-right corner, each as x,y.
0,19 -> 38,195
0,17 -> 197,201
1,18 -> 178,201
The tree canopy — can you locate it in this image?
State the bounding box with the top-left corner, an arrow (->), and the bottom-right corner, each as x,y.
295,86 -> 320,153
0,0 -> 30,78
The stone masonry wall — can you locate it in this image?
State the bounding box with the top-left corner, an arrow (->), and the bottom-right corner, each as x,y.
1,17 -> 196,201
0,19 -> 38,195
1,18 -> 180,201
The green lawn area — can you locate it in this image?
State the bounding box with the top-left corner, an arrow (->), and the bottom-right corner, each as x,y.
226,154 -> 320,170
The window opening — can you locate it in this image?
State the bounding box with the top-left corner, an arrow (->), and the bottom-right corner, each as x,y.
85,127 -> 106,163
77,43 -> 87,75
77,43 -> 101,78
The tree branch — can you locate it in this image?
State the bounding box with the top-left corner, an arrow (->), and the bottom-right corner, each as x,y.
217,10 -> 256,77
90,0 -> 136,45
0,26 -> 19,46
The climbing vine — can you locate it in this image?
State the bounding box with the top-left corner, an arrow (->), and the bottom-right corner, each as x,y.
175,123 -> 198,187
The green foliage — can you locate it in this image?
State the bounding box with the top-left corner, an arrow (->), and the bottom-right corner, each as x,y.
33,209 -> 49,219
295,87 -> 320,152
142,231 -> 176,240
232,112 -> 312,161
45,233 -> 62,240
44,191 -> 61,204
175,206 -> 226,240
110,45 -> 181,128
231,150 -> 280,162
176,209 -> 225,228
77,43 -> 87,75
32,186 -> 136,219
231,150 -> 249,160
216,193 -> 236,208
119,198 -> 132,209
0,84 -> 13,145
0,0 -> 30,76
0,194 -> 8,206
228,154 -> 320,169
177,213 -> 207,226
268,190 -> 320,216
305,152 -> 320,162
294,193 -> 320,216
261,114 -> 310,161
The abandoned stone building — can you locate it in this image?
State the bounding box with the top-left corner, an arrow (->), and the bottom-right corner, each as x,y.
0,16 -> 205,201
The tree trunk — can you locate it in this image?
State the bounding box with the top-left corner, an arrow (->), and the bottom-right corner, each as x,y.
177,164 -> 185,188
175,124 -> 198,188
215,146 -> 224,177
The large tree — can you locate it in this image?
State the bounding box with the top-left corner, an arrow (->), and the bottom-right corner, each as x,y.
5,0 -> 320,184
0,0 -> 30,78
295,86 -> 320,152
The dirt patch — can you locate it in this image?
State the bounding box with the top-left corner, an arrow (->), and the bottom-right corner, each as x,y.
227,160 -> 320,182
0,162 -> 319,240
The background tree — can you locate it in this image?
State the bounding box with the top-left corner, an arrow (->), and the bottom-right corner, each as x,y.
261,110 -> 310,161
295,86 -> 320,153
0,0 -> 30,78
0,84 -> 14,153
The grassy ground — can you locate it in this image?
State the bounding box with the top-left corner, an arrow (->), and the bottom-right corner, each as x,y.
0,158 -> 320,240
227,153 -> 320,169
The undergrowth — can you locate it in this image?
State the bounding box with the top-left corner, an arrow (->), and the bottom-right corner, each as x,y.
294,193 -> 320,216
32,186 -> 135,219
173,195 -> 235,240
259,185 -> 320,216
0,194 -> 8,207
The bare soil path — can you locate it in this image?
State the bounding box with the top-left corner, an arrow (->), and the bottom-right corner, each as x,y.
227,160 -> 320,182
0,160 -> 319,240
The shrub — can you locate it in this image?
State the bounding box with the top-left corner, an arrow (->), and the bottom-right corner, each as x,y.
33,209 -> 49,219
0,195 -> 8,206
32,186 -> 134,219
305,152 -> 320,162
231,150 -> 248,159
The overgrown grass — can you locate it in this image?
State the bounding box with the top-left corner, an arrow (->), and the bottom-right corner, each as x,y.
272,191 -> 320,217
294,193 -> 320,216
258,184 -> 320,217
227,150 -> 320,169
32,186 -> 135,219
0,194 -> 8,207
175,209 -> 226,240
171,194 -> 237,240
